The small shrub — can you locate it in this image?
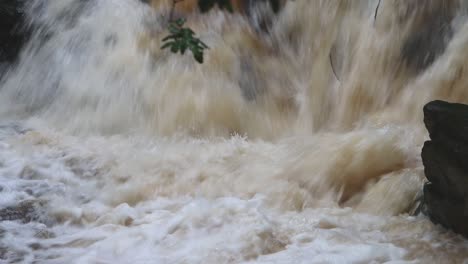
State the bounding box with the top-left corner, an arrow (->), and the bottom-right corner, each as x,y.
162,18 -> 209,63
161,0 -> 233,64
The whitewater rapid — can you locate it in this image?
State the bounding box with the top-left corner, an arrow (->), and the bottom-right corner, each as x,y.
1,0 -> 468,263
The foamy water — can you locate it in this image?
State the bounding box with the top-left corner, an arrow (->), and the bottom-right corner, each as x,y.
0,0 -> 468,263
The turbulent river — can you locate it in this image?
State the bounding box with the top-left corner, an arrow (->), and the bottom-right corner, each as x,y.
1,0 -> 468,263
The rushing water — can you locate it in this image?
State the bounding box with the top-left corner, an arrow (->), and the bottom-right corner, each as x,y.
0,0 -> 468,263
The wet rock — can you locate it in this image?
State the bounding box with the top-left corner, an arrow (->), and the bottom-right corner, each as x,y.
423,183 -> 468,236
244,0 -> 282,14
421,100 -> 468,237
424,100 -> 468,145
401,1 -> 457,72
0,200 -> 43,223
140,0 -> 284,15
0,0 -> 29,65
34,229 -> 55,239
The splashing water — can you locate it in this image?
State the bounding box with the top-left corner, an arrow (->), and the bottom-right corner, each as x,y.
0,0 -> 468,263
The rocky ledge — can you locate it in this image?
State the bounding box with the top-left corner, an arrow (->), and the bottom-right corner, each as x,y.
422,100 -> 468,237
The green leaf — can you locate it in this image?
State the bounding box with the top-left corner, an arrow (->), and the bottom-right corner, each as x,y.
180,43 -> 187,54
175,18 -> 186,26
182,28 -> 195,36
162,35 -> 176,41
194,51 -> 204,63
161,15 -> 209,64
171,42 -> 179,53
198,40 -> 209,49
169,26 -> 180,34
161,41 -> 175,50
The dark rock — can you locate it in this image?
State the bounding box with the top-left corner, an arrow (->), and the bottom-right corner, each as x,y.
424,100 -> 468,145
244,0 -> 282,14
0,0 -> 30,65
422,141 -> 468,200
422,100 -> 468,237
402,17 -> 452,72
0,200 -> 43,223
401,1 -> 457,73
423,183 -> 468,236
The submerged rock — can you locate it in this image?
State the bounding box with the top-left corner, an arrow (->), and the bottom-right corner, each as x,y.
422,100 -> 468,237
401,1 -> 457,72
0,200 -> 45,223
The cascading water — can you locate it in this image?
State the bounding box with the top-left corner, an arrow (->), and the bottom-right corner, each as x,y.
0,0 -> 468,263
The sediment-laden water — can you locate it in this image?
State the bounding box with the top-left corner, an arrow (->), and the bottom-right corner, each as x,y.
0,0 -> 468,263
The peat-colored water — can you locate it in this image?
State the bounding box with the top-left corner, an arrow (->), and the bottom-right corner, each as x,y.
0,0 -> 468,263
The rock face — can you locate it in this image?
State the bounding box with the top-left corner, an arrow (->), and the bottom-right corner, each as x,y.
422,100 -> 468,237
0,0 -> 29,65
144,0 -> 284,15
401,1 -> 457,72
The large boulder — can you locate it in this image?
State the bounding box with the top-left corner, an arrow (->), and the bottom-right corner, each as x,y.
422,100 -> 468,237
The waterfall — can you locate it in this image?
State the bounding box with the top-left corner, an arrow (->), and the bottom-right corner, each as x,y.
0,0 -> 467,263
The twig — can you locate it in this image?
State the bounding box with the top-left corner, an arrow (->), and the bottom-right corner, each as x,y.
374,0 -> 381,26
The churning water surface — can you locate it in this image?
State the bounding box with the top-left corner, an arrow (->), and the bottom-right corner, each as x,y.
0,0 -> 468,263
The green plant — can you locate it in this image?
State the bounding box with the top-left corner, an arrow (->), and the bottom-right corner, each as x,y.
161,0 -> 233,64
162,18 -> 209,63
